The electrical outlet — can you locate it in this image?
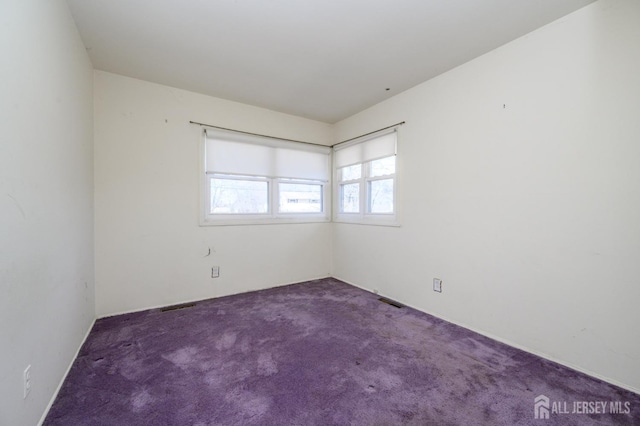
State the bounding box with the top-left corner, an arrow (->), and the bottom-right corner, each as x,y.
211,266 -> 220,278
433,278 -> 442,293
23,365 -> 31,399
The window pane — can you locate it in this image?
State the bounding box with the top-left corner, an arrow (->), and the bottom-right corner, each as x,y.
369,156 -> 395,177
368,179 -> 394,213
279,183 -> 322,213
210,178 -> 268,214
339,164 -> 362,181
340,183 -> 360,213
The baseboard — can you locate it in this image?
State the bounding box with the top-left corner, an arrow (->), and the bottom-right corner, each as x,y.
49,273 -> 638,421
332,275 -> 640,396
37,318 -> 96,426
97,274 -> 332,319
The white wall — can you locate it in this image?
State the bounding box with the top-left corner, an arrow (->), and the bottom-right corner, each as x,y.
94,71 -> 333,317
333,0 -> 640,392
2,5 -> 635,425
0,1 -> 95,425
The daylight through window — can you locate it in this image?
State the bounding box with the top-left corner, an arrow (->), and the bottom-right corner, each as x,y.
333,129 -> 398,225
202,128 -> 331,225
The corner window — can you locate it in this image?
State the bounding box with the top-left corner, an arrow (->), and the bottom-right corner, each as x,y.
333,129 -> 398,225
201,128 -> 330,225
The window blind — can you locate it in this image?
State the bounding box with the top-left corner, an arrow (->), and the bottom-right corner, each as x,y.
334,130 -> 397,169
205,128 -> 331,181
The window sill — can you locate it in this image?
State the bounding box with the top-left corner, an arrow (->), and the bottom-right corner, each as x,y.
200,216 -> 331,226
332,215 -> 400,227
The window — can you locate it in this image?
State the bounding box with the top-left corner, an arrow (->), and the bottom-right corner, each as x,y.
333,129 -> 398,225
209,176 -> 268,214
278,182 -> 323,213
202,128 -> 331,225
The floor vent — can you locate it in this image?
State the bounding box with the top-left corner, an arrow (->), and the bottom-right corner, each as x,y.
378,297 -> 403,308
161,302 -> 196,312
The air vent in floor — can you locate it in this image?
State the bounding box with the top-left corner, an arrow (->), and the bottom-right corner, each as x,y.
161,302 -> 196,312
378,297 -> 403,308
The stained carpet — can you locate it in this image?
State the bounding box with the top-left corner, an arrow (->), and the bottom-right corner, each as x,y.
44,278 -> 639,425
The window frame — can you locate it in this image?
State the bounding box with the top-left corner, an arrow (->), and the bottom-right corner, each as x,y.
333,129 -> 400,226
200,130 -> 331,226
206,173 -> 271,218
277,179 -> 325,215
366,176 -> 395,215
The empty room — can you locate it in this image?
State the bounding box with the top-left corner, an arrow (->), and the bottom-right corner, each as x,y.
2,0 -> 639,424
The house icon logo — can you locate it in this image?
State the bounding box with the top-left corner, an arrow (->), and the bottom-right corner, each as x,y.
534,395 -> 550,419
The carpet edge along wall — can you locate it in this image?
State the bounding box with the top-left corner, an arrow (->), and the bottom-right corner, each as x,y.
45,278 -> 639,425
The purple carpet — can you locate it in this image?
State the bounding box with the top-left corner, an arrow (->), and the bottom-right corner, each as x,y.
45,278 -> 639,425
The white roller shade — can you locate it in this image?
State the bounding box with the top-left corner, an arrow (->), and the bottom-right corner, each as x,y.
334,130 -> 397,168
205,128 -> 330,181
275,148 -> 329,181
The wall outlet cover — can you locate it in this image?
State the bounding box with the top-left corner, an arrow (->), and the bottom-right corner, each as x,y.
23,365 -> 31,399
433,278 -> 442,293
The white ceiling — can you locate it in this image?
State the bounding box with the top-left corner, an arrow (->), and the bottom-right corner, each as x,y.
66,0 -> 595,123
